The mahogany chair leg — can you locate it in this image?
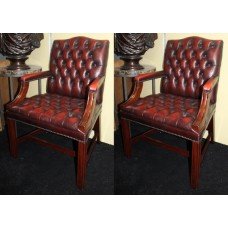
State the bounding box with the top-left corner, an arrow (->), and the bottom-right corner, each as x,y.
190,141 -> 201,189
76,141 -> 88,190
6,118 -> 18,158
94,117 -> 100,143
207,115 -> 215,143
186,140 -> 192,174
120,118 -> 132,158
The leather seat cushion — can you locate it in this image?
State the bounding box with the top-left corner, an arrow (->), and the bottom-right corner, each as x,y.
121,93 -> 201,140
7,93 -> 88,141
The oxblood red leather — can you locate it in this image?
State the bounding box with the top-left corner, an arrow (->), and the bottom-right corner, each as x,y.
120,36 -> 223,189
6,36 -> 109,142
121,93 -> 201,140
48,37 -> 109,100
8,94 -> 88,141
120,37 -> 223,141
161,37 -> 223,103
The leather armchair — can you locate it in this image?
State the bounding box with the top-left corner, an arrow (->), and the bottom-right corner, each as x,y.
120,36 -> 223,189
6,36 -> 109,190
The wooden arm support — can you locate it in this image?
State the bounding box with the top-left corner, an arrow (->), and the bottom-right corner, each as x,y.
78,76 -> 105,133
192,76 -> 219,132
135,70 -> 166,82
6,71 -> 52,110
20,71 -> 52,82
120,71 -> 165,109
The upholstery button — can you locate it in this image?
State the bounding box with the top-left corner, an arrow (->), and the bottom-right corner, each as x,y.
89,51 -> 93,58
84,40 -> 89,48
188,42 -> 193,48
81,60 -> 86,67
64,42 -> 70,49
96,42 -> 102,48
178,41 -> 183,48
73,40 -> 78,48
57,50 -> 63,58
183,80 -> 187,86
77,50 -> 83,58
92,62 -> 97,68
68,51 -> 72,58
55,42 -> 59,48
191,51 -> 196,58
62,60 -> 66,67
209,42 -> 216,48
172,51 -> 176,57
85,71 -> 90,77
193,81 -> 197,87
198,40 -> 203,48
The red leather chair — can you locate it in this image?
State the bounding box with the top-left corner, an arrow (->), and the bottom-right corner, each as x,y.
6,36 -> 109,190
120,36 -> 223,189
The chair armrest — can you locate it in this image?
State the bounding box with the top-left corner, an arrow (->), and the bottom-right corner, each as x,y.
135,70 -> 166,82
78,76 -> 105,133
203,76 -> 219,92
89,76 -> 105,92
20,71 -> 52,82
120,71 -> 166,109
192,76 -> 219,132
6,71 -> 52,110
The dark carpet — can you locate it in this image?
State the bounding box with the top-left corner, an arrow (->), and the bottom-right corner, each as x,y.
115,122 -> 228,194
0,122 -> 114,195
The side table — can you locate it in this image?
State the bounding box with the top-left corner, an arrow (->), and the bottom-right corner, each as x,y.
0,65 -> 42,130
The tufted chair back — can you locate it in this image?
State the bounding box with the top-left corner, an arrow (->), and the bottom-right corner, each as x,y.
47,36 -> 109,100
161,36 -> 223,103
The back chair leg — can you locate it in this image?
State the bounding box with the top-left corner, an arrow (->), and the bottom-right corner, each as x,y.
207,115 -> 215,143
76,141 -> 88,190
190,141 -> 201,189
94,117 -> 100,143
6,118 -> 18,158
120,118 -> 132,158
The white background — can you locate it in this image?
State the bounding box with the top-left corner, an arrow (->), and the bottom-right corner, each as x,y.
1,0 -> 228,227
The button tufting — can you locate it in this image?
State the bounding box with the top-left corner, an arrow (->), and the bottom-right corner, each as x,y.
48,37 -> 108,99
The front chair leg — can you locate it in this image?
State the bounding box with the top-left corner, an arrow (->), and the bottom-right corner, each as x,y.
190,141 -> 201,189
120,118 -> 132,158
6,118 -> 18,158
76,141 -> 88,190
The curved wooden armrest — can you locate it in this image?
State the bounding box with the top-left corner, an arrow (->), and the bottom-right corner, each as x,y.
78,76 -> 105,133
135,70 -> 166,82
203,76 -> 219,92
6,71 -> 53,110
120,71 -> 166,109
120,71 -> 165,109
20,71 -> 52,82
192,76 -> 219,132
89,76 -> 105,92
